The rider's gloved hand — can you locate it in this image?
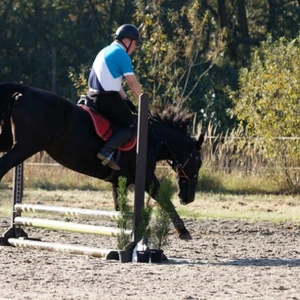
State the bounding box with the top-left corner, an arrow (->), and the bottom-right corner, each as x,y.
124,97 -> 138,114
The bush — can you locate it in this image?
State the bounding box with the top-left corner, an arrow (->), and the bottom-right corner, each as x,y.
116,176 -> 132,250
230,35 -> 300,193
151,178 -> 174,249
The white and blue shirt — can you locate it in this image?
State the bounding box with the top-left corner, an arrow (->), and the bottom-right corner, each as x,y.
88,42 -> 134,92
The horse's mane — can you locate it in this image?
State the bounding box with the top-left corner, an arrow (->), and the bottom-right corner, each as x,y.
151,105 -> 193,133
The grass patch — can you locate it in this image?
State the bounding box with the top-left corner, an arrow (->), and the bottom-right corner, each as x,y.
197,167 -> 284,194
175,192 -> 300,223
0,188 -> 12,217
178,207 -> 300,223
1,166 -> 112,191
1,187 -> 299,225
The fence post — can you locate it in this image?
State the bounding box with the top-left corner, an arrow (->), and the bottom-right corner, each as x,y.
11,163 -> 24,223
133,93 -> 149,244
0,163 -> 27,245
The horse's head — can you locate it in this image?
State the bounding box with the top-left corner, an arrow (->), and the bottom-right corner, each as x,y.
150,106 -> 205,205
169,133 -> 204,205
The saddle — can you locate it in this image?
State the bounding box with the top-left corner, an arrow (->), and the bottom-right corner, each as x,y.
77,96 -> 136,151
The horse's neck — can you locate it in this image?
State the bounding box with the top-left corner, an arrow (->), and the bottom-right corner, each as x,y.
152,127 -> 181,161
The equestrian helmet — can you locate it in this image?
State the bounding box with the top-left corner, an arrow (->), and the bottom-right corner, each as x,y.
115,24 -> 140,42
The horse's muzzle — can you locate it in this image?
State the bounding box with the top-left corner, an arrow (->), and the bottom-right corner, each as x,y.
178,182 -> 196,205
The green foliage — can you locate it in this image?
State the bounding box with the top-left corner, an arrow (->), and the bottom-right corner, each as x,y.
134,0 -> 225,109
1,0 -> 299,132
68,65 -> 89,99
151,178 -> 174,249
230,35 -> 300,193
116,176 -> 132,250
197,168 -> 223,192
197,167 -> 279,195
136,195 -> 153,243
0,1 -> 128,95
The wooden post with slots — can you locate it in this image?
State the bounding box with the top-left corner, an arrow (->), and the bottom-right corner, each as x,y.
133,93 -> 149,244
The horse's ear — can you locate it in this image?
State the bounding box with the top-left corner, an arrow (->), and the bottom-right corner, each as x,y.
196,132 -> 205,150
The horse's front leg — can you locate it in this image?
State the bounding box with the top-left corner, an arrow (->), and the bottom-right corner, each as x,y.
145,176 -> 192,240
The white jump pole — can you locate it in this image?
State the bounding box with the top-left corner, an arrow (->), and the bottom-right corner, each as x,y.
14,217 -> 132,237
8,238 -> 117,259
14,204 -> 132,221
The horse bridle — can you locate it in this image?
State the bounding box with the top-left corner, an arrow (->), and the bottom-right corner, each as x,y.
150,116 -> 200,184
167,148 -> 200,184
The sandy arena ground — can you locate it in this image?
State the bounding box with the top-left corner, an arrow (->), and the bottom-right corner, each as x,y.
1,215 -> 299,300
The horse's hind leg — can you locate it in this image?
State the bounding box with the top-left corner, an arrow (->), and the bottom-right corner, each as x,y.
145,177 -> 192,240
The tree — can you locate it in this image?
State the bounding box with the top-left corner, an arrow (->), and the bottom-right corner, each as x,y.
230,35 -> 300,193
0,0 -> 131,96
267,0 -> 300,39
1,0 -> 299,131
134,0 -> 225,110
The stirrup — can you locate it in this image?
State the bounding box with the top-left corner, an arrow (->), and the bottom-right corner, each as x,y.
97,152 -> 120,171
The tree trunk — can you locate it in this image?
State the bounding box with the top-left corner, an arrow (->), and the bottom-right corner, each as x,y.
237,0 -> 250,65
237,0 -> 249,38
217,0 -> 227,28
267,0 -> 279,36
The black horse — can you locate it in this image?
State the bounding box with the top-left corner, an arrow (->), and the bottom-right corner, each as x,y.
0,83 -> 204,239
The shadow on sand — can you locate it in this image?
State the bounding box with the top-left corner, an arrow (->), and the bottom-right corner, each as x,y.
164,257 -> 300,267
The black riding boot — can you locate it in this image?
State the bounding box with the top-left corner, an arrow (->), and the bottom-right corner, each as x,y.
97,128 -> 132,170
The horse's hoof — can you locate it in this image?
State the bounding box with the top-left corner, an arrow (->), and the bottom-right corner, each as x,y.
177,228 -> 192,240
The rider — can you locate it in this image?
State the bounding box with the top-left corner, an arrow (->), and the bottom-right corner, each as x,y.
88,24 -> 142,171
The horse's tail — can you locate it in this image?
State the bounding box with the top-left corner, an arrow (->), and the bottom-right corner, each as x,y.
0,83 -> 27,151
0,83 -> 25,151
0,82 -> 28,98
0,113 -> 13,151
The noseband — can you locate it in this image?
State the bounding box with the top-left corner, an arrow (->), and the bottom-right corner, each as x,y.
167,149 -> 199,184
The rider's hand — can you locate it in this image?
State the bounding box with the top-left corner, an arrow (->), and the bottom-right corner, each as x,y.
124,97 -> 138,114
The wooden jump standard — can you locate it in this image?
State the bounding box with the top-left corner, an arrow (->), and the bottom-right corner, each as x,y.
0,93 -> 149,260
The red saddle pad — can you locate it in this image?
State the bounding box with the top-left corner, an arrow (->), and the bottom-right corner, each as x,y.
78,104 -> 136,151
